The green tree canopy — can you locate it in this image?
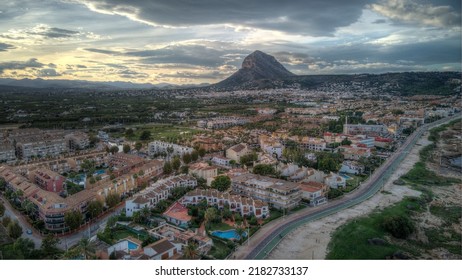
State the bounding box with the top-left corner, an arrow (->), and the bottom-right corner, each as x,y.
7,220 -> 23,239
105,193 -> 121,209
139,130 -> 151,141
211,175 -> 231,192
88,200 -> 104,219
123,144 -> 131,153
64,210 -> 83,230
172,156 -> 181,171
252,164 -> 276,176
163,161 -> 173,174
135,142 -> 143,151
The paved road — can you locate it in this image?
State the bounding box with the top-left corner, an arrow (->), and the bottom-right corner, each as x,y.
1,197 -> 42,248
1,196 -> 123,250
232,114 -> 461,260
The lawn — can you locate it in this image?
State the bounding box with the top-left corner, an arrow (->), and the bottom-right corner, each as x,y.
208,222 -> 234,231
118,124 -> 202,143
208,237 -> 234,259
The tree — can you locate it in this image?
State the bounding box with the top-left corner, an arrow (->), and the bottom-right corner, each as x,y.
107,216 -> 118,229
382,215 -> 415,239
198,148 -> 206,157
78,237 -> 94,260
21,199 -> 36,217
80,159 -> 96,174
125,128 -> 134,138
135,142 -> 143,151
204,207 -> 219,226
105,193 -> 121,208
2,216 -> 11,227
109,146 -> 119,154
0,203 -> 5,217
341,137 -> 352,146
222,206 -> 232,220
7,220 -> 23,239
252,164 -> 276,176
211,175 -> 231,192
191,150 -> 199,161
182,153 -> 192,164
88,200 -> 104,219
12,237 -> 36,259
172,156 -> 181,171
235,226 -> 246,242
123,144 -> 131,153
239,152 -> 258,166
139,130 -> 152,140
64,210 -> 83,230
163,161 -> 173,174
0,177 -> 6,192
183,242 -> 199,260
180,165 -> 189,174
41,235 -> 62,259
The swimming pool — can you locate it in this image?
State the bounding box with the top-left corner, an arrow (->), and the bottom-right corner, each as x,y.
127,240 -> 139,250
94,169 -> 106,176
339,173 -> 351,180
211,229 -> 247,240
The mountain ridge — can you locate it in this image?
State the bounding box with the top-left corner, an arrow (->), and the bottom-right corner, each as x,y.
215,50 -> 295,88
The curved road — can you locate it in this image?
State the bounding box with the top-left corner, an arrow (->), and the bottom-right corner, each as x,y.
233,114 -> 461,260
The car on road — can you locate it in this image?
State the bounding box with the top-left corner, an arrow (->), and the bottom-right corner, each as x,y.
26,229 -> 32,235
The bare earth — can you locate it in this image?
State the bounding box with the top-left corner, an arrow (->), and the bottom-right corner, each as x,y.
267,135 -> 431,260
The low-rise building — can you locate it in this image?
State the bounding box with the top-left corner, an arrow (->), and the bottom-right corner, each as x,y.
148,141 -> 194,157
29,169 -> 65,193
182,189 -> 269,218
324,172 -> 346,189
211,156 -> 231,167
125,175 -> 197,217
298,181 -> 329,206
0,142 -> 16,162
339,161 -> 364,175
163,202 -> 191,228
188,162 -> 218,180
231,173 -> 302,210
226,143 -> 251,162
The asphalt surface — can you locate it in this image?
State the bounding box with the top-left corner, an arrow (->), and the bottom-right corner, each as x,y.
238,114 -> 461,259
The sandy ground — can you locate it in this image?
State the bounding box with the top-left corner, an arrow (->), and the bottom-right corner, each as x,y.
267,135 -> 431,260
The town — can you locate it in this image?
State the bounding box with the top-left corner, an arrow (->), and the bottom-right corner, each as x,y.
1,85 -> 460,260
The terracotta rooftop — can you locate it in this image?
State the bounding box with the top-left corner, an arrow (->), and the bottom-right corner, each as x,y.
163,202 -> 191,222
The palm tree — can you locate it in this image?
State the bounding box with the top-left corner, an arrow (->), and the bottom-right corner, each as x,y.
183,242 -> 199,259
235,227 -> 245,243
78,237 -> 94,260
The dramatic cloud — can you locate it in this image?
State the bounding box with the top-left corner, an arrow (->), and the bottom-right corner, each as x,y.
37,68 -> 62,77
86,44 -> 249,68
0,58 -> 45,73
0,42 -> 15,51
76,0 -> 372,36
369,0 -> 461,27
0,0 -> 459,83
1,24 -> 103,42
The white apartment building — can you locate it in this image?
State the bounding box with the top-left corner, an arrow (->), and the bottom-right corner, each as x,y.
125,175 -> 197,217
231,173 -> 302,210
148,141 -> 194,157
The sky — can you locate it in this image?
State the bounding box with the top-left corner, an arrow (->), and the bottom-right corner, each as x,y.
0,0 -> 460,85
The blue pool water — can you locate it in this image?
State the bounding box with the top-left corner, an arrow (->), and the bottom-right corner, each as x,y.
94,169 -> 106,175
339,173 -> 351,180
211,229 -> 247,240
127,240 -> 139,250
